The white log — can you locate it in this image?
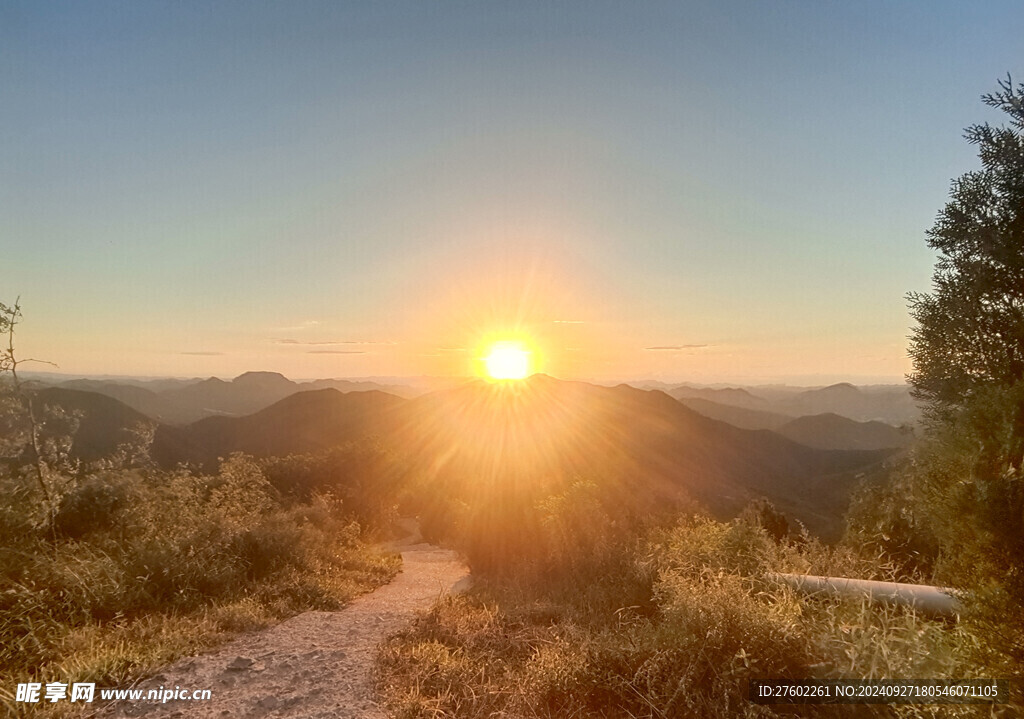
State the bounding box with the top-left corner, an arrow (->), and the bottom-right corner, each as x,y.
767,573 -> 962,618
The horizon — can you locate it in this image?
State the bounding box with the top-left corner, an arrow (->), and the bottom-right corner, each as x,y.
21,367 -> 911,390
3,2 -> 1022,383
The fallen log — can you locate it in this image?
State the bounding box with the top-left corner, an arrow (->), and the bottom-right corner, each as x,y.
767,573 -> 962,618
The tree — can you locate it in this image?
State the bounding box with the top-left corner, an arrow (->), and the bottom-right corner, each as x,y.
1,298 -> 61,528
901,78 -> 1024,668
907,76 -> 1024,423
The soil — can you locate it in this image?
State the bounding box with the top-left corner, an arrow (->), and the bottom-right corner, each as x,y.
96,527 -> 466,719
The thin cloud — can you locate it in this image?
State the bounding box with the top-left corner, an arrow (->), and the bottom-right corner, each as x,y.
306,350 -> 367,355
553,319 -> 586,324
643,345 -> 709,351
181,351 -> 224,356
273,320 -> 321,332
277,339 -> 395,346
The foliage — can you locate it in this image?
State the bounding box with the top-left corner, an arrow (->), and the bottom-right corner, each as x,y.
259,439 -> 406,532
0,303 -> 399,713
378,512 -> 1001,719
895,77 -> 1024,671
907,76 -> 1024,419
0,455 -> 399,711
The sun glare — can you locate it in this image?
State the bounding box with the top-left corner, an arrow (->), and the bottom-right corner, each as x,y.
484,341 -> 531,380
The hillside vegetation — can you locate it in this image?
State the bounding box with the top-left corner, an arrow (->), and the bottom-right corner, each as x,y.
376,507 -> 1001,718
0,303 -> 401,716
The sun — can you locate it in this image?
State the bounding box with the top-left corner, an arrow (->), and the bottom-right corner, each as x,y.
483,341 -> 531,380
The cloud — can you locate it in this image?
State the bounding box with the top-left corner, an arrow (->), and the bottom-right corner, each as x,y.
553,319 -> 585,324
277,339 -> 395,346
180,351 -> 224,356
273,320 -> 321,332
643,345 -> 709,351
306,350 -> 367,355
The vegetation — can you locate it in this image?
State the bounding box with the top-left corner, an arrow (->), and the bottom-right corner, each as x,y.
866,75 -> 1024,668
375,78 -> 1024,718
0,302 -> 399,715
907,75 -> 1024,416
376,510 -> 997,718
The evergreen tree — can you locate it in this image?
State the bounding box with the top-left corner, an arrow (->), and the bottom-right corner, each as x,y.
907,76 -> 1024,424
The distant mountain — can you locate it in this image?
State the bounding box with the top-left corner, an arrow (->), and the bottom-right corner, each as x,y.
94,375 -> 892,539
58,379 -> 188,423
676,397 -> 791,431
300,378 -> 422,398
51,372 -> 420,425
669,385 -> 773,411
777,413 -> 914,451
669,382 -> 921,425
33,388 -> 155,463
393,376 -> 889,537
675,397 -> 914,451
151,389 -> 406,468
776,383 -> 920,424
160,372 -> 297,420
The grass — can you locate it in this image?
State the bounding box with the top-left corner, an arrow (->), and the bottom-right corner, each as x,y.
375,512 -> 1019,719
0,455 -> 400,716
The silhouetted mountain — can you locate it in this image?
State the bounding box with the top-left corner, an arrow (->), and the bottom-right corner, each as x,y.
33,388 -> 155,463
151,389 -> 406,468
300,378 -> 422,398
160,373 -> 296,420
147,375 -> 892,538
777,413 -> 913,451
57,379 -> 190,424
394,375 -> 888,538
669,385 -> 773,412
776,383 -> 920,423
675,398 -> 913,451
669,382 -> 921,425
50,372 -> 421,424
676,397 -> 791,431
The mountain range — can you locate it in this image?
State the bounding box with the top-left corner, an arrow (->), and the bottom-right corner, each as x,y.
670,382 -> 921,425
50,371 -> 421,424
28,375 -> 900,539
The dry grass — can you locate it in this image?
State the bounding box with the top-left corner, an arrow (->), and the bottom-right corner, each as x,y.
376,514 -> 1020,719
0,456 -> 400,717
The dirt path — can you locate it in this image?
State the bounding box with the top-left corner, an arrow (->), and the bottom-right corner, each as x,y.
99,537 -> 466,719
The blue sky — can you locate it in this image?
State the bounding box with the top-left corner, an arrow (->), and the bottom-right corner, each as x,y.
2,1 -> 1021,383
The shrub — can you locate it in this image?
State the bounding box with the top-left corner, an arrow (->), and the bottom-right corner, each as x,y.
0,453 -> 399,697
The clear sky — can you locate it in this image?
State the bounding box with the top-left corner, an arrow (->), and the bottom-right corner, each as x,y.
2,1 -> 1021,384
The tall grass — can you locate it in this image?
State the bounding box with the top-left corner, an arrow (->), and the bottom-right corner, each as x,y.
0,454 -> 399,715
376,509 -> 1017,718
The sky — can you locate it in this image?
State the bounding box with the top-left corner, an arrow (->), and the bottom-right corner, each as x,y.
2,1 -> 1022,385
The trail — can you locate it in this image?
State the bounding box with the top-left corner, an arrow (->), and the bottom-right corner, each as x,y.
99,529 -> 467,719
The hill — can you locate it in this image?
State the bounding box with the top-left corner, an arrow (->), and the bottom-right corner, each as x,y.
775,383 -> 920,424
136,376 -> 890,539
671,382 -> 921,425
51,372 -> 420,424
392,376 -> 889,538
675,398 -> 913,451
151,389 -> 407,468
32,387 -> 156,463
668,385 -> 773,411
676,397 -> 791,431
777,413 -> 914,451
58,379 -> 188,423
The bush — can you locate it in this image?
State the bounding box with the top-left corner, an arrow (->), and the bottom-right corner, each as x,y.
378,510 -> 1006,719
0,453 -> 399,698
54,471 -> 139,539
